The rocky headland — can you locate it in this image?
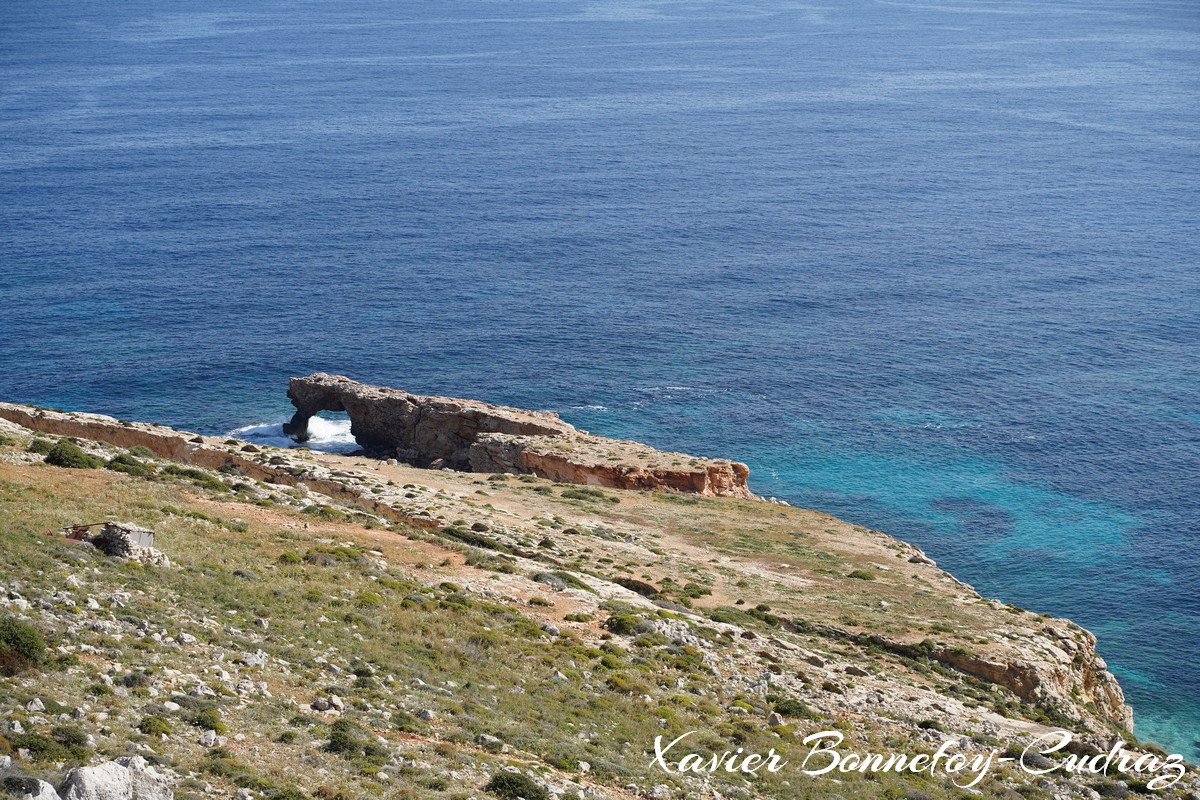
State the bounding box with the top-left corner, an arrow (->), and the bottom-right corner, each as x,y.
0,390 -> 1188,800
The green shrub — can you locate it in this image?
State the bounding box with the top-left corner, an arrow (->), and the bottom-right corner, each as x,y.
267,789 -> 309,800
560,487 -> 618,503
302,505 -> 345,521
324,719 -> 387,766
42,698 -> 73,715
190,706 -> 228,734
44,440 -> 103,469
390,710 -> 420,733
50,725 -> 88,747
634,632 -> 668,647
356,591 -> 383,608
106,453 -> 152,477
2,776 -> 42,796
847,569 -> 876,581
11,727 -> 91,764
119,670 -> 152,688
484,772 -> 550,800
0,614 -> 47,674
138,715 -> 172,736
439,525 -> 505,551
9,733 -> 66,762
773,697 -> 814,718
604,614 -> 642,636
161,465 -> 228,492
128,445 -> 155,458
0,434 -> 15,447
613,577 -> 658,597
27,438 -> 55,454
277,552 -> 302,565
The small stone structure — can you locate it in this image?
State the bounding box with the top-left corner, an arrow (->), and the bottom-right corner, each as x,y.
85,523 -> 170,568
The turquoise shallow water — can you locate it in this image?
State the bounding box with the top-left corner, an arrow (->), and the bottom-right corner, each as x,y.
2,0 -> 1198,755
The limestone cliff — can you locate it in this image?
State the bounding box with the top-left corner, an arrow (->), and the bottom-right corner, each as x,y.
469,432 -> 752,498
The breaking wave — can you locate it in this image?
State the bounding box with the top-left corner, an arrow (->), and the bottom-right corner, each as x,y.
227,416 -> 358,454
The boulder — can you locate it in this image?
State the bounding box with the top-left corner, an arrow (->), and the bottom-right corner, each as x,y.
59,756 -> 171,800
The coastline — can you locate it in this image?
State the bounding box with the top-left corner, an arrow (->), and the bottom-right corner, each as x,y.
3,396 -> 1195,798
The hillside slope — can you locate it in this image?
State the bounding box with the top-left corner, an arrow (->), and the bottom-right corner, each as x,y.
0,406 -> 1190,800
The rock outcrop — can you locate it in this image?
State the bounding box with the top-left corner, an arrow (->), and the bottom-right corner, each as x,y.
283,373 -> 573,467
469,432 -> 752,497
915,630 -> 1130,730
283,374 -> 755,498
56,756 -> 172,800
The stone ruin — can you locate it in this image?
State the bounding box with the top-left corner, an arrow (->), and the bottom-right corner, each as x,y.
85,523 -> 170,568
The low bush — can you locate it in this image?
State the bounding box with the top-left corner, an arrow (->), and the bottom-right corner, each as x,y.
604,614 -> 643,636
560,487 -> 618,503
106,453 -> 152,477
439,525 -> 505,551
11,726 -> 91,764
324,719 -> 387,766
44,440 -> 103,469
267,789 -> 309,800
138,715 -> 172,736
484,772 -> 550,800
0,614 -> 47,674
190,706 -> 228,734
161,464 -> 229,492
773,697 -> 814,718
2,776 -> 42,796
613,577 -> 658,597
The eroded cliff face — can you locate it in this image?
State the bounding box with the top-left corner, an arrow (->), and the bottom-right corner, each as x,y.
469,432 -> 754,499
931,624 -> 1133,731
284,374 -> 755,498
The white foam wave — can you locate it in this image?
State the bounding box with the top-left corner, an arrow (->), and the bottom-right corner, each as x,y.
570,404 -> 608,411
227,416 -> 359,454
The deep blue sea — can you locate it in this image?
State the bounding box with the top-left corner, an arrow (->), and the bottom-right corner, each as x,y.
2,0 -> 1197,756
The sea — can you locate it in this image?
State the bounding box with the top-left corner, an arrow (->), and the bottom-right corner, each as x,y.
1,0 -> 1197,757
